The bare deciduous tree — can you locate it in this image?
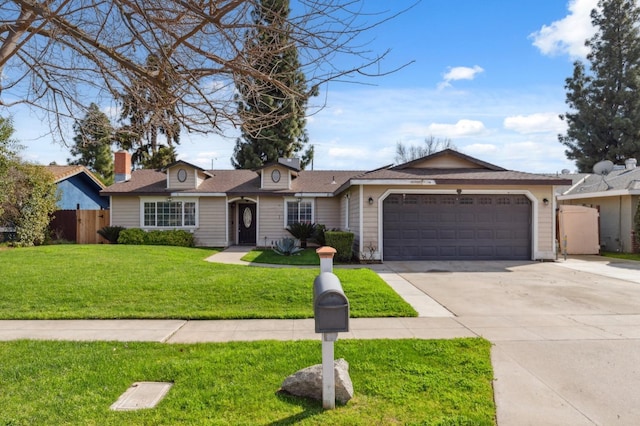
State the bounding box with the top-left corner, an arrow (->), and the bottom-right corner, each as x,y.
395,135 -> 456,164
0,1 -> 411,143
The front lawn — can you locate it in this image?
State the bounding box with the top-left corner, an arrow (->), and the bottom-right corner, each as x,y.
602,251 -> 640,262
0,245 -> 416,319
0,338 -> 495,425
242,248 -> 320,265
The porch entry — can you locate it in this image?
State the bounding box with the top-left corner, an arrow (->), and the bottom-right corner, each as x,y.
238,203 -> 256,245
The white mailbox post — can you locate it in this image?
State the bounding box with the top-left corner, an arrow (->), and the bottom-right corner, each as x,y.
314,246 -> 349,410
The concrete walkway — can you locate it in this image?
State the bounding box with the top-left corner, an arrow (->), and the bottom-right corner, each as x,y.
2,249 -> 640,425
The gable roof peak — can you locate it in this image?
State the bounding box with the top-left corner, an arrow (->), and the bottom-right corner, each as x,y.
392,149 -> 506,171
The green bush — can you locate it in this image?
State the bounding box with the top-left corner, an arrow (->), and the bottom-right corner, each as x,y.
117,228 -> 147,245
97,226 -> 126,244
325,231 -> 355,262
286,222 -> 317,248
146,230 -> 194,247
117,228 -> 195,247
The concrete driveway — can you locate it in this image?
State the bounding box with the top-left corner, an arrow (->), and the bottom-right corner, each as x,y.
385,256 -> 640,426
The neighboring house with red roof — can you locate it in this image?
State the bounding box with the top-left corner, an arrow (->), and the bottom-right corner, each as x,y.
101,149 -> 571,261
46,165 -> 109,210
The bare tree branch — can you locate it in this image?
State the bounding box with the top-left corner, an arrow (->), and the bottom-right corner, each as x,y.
0,0 -> 415,144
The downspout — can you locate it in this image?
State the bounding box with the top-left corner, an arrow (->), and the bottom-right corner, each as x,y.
225,196 -> 229,247
359,185 -> 364,258
619,196 -> 623,252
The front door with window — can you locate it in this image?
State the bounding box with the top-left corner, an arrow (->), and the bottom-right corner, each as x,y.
238,203 -> 256,245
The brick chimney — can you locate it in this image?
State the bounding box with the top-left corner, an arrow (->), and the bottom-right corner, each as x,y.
114,151 -> 132,183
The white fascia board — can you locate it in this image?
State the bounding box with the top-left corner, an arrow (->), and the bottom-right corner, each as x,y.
350,179 -> 436,185
561,175 -> 590,195
558,189 -> 636,200
293,193 -> 335,197
170,192 -> 226,197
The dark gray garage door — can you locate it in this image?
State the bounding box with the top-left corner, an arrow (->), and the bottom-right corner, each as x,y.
383,194 -> 531,260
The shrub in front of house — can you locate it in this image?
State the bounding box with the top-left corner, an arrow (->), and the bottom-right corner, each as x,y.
117,228 -> 147,245
117,228 -> 194,247
146,230 -> 195,247
97,226 -> 126,244
325,231 -> 354,262
286,222 -> 317,248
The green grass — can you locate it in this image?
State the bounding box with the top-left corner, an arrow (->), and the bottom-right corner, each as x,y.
0,245 -> 416,319
242,248 -> 321,265
0,338 -> 495,425
601,251 -> 640,261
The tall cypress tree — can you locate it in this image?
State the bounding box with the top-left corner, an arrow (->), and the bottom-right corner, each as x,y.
232,0 -> 315,170
560,0 -> 640,172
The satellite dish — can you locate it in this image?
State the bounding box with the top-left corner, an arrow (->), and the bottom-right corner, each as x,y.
593,160 -> 614,176
561,169 -> 571,174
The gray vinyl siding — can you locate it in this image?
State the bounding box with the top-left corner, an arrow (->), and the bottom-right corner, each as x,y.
195,197 -> 228,247
110,196 -> 140,228
258,196 -> 289,247
315,197 -> 341,229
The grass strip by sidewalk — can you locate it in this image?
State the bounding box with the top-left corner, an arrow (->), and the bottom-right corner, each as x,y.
0,245 -> 416,319
0,338 -> 495,425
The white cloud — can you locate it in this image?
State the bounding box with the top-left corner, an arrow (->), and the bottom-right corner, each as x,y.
503,112 -> 566,134
438,65 -> 484,89
464,144 -> 499,156
530,0 -> 598,58
427,119 -> 487,138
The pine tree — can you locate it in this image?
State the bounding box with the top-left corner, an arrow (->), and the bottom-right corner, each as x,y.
560,0 -> 640,172
232,0 -> 315,170
68,103 -> 114,185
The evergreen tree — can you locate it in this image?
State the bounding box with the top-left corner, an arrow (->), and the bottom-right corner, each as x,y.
118,52 -> 180,169
68,103 -> 114,185
232,0 -> 315,170
560,0 -> 640,172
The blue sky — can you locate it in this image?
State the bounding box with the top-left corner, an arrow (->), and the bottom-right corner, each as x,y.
17,0 -> 601,173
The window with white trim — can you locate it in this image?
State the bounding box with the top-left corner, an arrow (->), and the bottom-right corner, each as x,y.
285,199 -> 313,226
143,200 -> 197,227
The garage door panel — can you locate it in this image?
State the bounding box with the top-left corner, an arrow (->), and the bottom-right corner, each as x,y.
383,194 -> 531,260
439,229 -> 456,239
421,246 -> 438,256
477,229 -> 493,239
458,246 -> 476,257
421,229 -> 438,239
439,246 -> 457,256
458,229 -> 475,239
477,246 -> 495,257
457,212 -> 476,222
495,230 -> 513,240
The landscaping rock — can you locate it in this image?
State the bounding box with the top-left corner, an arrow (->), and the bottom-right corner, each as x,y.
280,358 -> 354,404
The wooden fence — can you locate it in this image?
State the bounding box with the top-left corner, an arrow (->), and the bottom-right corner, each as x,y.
50,210 -> 110,244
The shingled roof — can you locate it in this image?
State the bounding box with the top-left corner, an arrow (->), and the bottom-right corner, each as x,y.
101,149 -> 572,197
560,166 -> 640,196
45,165 -> 105,189
101,169 -> 363,196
